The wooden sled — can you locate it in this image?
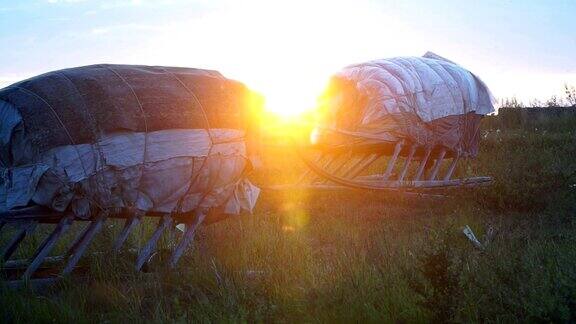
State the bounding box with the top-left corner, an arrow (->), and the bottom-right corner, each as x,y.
267,137 -> 492,195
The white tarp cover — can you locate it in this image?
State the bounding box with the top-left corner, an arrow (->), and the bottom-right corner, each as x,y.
0,128 -> 259,218
317,52 -> 495,156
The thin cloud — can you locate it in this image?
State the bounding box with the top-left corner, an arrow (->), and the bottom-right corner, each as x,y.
47,0 -> 88,3
90,23 -> 167,35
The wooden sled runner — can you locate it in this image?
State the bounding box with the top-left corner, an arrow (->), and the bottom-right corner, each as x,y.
267,137 -> 492,195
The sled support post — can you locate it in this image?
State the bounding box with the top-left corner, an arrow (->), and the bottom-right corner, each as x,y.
62,211 -> 108,275
399,145 -> 416,181
348,153 -> 379,179
428,148 -> 446,180
328,152 -> 354,178
414,147 -> 432,181
383,141 -> 403,180
297,152 -> 327,184
169,210 -> 206,268
22,214 -> 74,280
444,152 -> 460,181
135,215 -> 172,271
2,221 -> 37,263
113,211 -> 143,252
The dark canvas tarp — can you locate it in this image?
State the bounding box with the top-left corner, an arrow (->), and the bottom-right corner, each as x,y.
0,65 -> 260,218
0,64 -> 257,166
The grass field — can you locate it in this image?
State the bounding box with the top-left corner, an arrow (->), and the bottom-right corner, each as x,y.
2,113 -> 576,323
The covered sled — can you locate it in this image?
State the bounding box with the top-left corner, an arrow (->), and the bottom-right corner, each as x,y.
287,52 -> 495,191
0,65 -> 261,284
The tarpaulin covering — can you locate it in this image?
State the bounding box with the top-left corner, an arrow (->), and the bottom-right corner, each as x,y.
0,65 -> 260,218
316,52 -> 495,156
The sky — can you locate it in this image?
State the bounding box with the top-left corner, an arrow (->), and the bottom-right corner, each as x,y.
0,0 -> 575,113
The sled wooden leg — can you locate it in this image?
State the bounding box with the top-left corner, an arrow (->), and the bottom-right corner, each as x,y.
166,221 -> 177,246
414,147 -> 432,181
399,145 -> 416,181
428,149 -> 446,180
296,169 -> 313,185
317,152 -> 348,183
135,215 -> 172,271
383,141 -> 403,180
62,211 -> 108,275
2,221 -> 37,263
348,153 -> 379,179
299,152 -> 328,184
443,152 -> 460,181
338,153 -> 368,177
169,210 -> 206,268
331,152 -> 355,176
22,215 -> 74,280
113,212 -> 143,252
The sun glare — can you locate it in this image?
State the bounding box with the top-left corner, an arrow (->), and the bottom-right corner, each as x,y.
141,0 -> 413,120
253,76 -> 327,118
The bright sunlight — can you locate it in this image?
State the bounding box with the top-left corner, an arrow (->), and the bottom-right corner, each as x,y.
142,0 -> 413,118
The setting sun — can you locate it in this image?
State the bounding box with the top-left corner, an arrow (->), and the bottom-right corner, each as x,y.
138,0 -> 412,119
255,76 -> 327,117
212,0 -> 407,118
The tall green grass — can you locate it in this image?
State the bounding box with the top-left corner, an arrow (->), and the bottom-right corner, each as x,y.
2,115 -> 576,323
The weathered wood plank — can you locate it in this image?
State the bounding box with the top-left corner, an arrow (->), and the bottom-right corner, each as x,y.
22,215 -> 74,280
414,147 -> 432,181
428,149 -> 447,180
0,206 -> 58,219
399,145 -> 417,181
383,141 -> 404,180
337,153 -> 368,178
329,151 -> 354,176
296,169 -> 314,185
3,255 -> 65,269
443,152 -> 461,181
267,176 -> 492,190
169,210 -> 206,268
2,221 -> 37,263
353,176 -> 492,188
346,153 -> 380,178
258,183 -> 447,199
112,211 -> 143,252
135,215 -> 172,271
62,211 -> 108,275
316,152 -> 343,182
298,152 -> 326,184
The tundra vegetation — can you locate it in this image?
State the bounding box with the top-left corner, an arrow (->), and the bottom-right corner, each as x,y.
1,97 -> 576,323
500,84 -> 576,108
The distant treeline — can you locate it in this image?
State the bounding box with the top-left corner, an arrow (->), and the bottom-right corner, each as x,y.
484,106 -> 576,131
487,84 -> 576,130
499,84 -> 576,109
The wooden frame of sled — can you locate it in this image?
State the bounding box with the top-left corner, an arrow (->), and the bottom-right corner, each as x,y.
0,207 -> 207,289
267,137 -> 492,194
0,65 -> 252,289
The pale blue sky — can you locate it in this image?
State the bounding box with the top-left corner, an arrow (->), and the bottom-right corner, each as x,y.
1,0 -> 575,108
